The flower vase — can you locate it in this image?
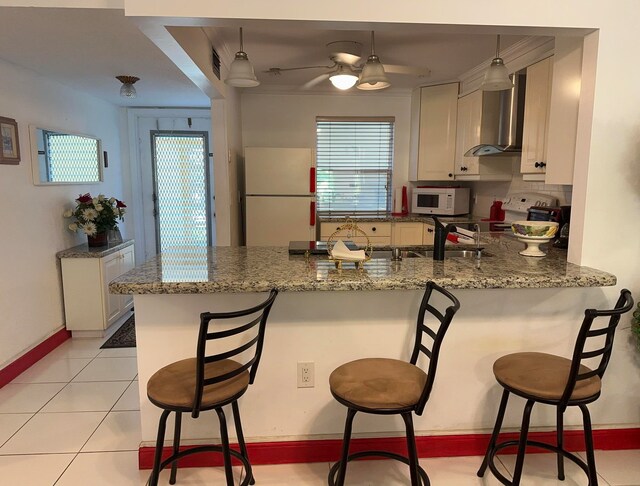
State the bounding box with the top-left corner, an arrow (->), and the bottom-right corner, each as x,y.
87,231 -> 108,247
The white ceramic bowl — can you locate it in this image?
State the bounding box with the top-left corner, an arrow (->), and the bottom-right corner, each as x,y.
511,220 -> 559,239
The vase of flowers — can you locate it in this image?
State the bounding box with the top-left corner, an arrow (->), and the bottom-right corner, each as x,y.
64,193 -> 126,247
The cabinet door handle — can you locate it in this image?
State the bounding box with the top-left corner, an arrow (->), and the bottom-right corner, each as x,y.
448,173 -> 453,178
534,161 -> 547,168
371,227 -> 377,232
427,228 -> 433,233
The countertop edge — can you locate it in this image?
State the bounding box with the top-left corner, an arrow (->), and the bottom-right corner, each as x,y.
57,239 -> 134,259
109,274 -> 617,295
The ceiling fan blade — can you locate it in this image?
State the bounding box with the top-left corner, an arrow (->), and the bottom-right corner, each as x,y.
383,64 -> 431,77
333,52 -> 361,66
301,73 -> 330,90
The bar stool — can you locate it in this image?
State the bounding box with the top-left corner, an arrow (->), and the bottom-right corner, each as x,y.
478,289 -> 634,486
328,281 -> 461,486
147,289 -> 278,486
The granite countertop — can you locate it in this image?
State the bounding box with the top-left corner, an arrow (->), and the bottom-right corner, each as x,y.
109,235 -> 615,294
56,239 -> 134,259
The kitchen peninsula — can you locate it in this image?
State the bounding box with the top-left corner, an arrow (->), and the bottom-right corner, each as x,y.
110,236 -> 617,465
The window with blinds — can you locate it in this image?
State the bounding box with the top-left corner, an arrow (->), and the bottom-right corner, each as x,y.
316,117 -> 394,215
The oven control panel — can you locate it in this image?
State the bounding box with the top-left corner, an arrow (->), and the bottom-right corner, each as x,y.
502,193 -> 558,214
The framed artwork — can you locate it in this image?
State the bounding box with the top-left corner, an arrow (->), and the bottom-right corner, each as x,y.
0,117 -> 20,165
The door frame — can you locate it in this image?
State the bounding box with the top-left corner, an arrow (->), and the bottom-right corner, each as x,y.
125,108 -> 212,263
150,130 -> 213,253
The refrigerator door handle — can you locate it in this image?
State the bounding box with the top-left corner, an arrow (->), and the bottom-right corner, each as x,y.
310,201 -> 316,226
310,167 -> 316,194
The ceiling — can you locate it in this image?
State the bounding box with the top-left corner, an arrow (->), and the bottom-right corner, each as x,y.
209,26 -> 526,93
0,7 -> 532,105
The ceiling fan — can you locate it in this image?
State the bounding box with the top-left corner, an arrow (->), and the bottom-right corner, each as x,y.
265,32 -> 430,91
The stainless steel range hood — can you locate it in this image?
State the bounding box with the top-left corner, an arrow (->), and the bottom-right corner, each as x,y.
464,72 -> 526,157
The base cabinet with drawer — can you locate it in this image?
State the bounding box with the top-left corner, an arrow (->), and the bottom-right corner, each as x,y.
320,222 -> 391,247
59,242 -> 135,336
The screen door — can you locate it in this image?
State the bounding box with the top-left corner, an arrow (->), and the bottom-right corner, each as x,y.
151,131 -> 212,253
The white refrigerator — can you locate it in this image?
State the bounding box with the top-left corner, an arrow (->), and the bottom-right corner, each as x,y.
244,147 -> 316,246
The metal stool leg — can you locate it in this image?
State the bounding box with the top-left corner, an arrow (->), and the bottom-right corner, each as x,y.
556,407 -> 565,480
334,408 -> 357,486
401,412 -> 421,486
232,401 -> 255,485
478,389 -> 510,477
216,407 -> 235,486
150,410 -> 171,486
580,404 -> 599,486
512,399 -> 535,485
169,412 -> 182,484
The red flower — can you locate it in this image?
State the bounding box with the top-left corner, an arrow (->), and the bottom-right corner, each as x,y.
116,199 -> 127,208
76,193 -> 92,204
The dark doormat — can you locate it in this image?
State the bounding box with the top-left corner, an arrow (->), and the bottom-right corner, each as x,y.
100,314 -> 136,349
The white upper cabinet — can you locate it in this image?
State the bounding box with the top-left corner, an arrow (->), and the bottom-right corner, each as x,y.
454,90 -> 513,181
546,36 -> 590,185
520,56 -> 554,180
409,83 -> 458,181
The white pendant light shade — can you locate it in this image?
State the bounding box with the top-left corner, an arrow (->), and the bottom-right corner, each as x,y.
329,65 -> 358,90
357,55 -> 390,90
225,28 -> 260,88
480,35 -> 513,91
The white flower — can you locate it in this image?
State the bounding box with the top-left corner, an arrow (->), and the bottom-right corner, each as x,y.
109,197 -> 116,204
94,204 -> 103,212
63,209 -> 73,218
68,223 -> 78,232
97,194 -> 106,201
119,208 -> 126,216
82,208 -> 98,220
81,222 -> 97,236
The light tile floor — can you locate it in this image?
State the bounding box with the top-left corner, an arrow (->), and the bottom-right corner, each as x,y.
0,336 -> 639,485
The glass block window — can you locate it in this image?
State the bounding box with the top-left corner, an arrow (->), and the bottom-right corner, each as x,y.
44,131 -> 100,182
316,117 -> 394,215
152,132 -> 211,253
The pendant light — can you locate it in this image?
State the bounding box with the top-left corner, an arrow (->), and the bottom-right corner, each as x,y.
329,64 -> 358,90
116,76 -> 139,98
480,35 -> 514,91
357,31 -> 390,90
225,27 -> 260,88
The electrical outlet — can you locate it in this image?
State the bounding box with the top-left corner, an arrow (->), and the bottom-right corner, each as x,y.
297,362 -> 314,388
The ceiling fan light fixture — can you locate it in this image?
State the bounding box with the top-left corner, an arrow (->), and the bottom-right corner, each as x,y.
116,75 -> 139,98
329,64 -> 358,90
357,55 -> 390,90
480,35 -> 513,91
225,28 -> 260,88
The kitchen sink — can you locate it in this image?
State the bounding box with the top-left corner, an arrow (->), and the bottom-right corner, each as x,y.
378,249 -> 492,259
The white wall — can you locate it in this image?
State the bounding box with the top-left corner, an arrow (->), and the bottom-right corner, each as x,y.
241,92 -> 412,191
0,59 -> 124,368
469,160 -> 573,217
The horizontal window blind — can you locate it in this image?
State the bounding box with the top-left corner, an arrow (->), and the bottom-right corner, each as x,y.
316,117 -> 394,215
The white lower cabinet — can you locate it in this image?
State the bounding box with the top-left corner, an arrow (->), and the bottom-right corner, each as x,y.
61,244 -> 135,334
392,223 -> 424,246
320,222 -> 392,247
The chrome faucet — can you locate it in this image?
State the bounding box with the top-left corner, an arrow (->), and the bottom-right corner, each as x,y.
432,217 -> 456,261
474,223 -> 482,258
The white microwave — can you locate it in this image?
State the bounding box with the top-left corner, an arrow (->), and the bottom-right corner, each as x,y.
411,187 -> 470,216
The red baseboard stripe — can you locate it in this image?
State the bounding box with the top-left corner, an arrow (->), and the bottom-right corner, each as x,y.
0,328 -> 71,388
139,427 -> 640,469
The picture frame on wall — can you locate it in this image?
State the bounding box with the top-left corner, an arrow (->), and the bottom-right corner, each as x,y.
0,116 -> 20,165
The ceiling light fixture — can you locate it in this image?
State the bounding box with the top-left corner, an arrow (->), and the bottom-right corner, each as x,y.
329,64 -> 358,90
357,31 -> 390,90
225,27 -> 260,88
480,35 -> 514,91
116,76 -> 139,98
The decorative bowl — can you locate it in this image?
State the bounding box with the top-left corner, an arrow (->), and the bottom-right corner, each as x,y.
511,221 -> 559,239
